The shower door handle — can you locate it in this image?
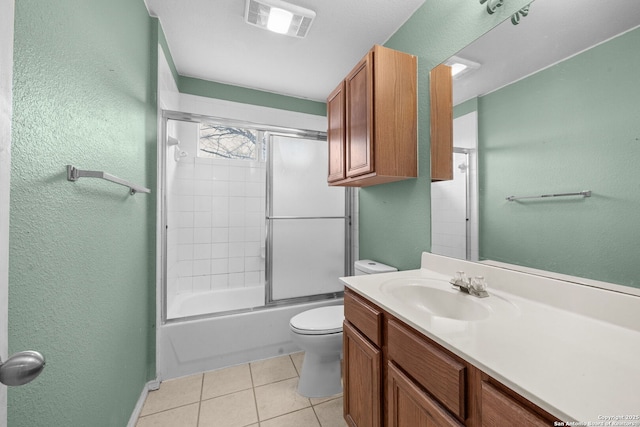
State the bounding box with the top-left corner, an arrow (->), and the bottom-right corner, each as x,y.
0,350 -> 46,386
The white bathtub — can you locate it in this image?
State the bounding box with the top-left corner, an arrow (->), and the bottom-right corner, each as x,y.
167,286 -> 265,320
158,294 -> 343,380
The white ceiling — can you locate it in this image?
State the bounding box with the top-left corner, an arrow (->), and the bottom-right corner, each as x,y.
144,0 -> 425,102
452,0 -> 640,105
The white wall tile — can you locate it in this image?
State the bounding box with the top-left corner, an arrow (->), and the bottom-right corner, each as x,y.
193,227 -> 212,244
193,259 -> 212,276
178,244 -> 194,261
245,271 -> 261,286
212,228 -> 229,243
212,165 -> 229,181
178,260 -> 194,277
177,277 -> 194,294
193,243 -> 212,260
211,243 -> 229,259
228,273 -> 245,288
211,259 -> 229,275
228,257 -> 244,273
211,274 -> 229,290
194,211 -> 212,228
176,212 -> 194,228
229,242 -> 245,257
228,227 -> 244,242
193,275 -> 211,292
212,181 -> 229,197
194,196 -> 213,212
177,228 -> 194,245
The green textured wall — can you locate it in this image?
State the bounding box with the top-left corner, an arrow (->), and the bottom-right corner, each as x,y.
358,0 -> 532,270
178,76 -> 327,116
479,27 -> 640,287
10,0 -> 157,425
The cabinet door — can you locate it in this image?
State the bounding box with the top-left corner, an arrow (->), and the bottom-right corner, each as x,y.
327,82 -> 346,183
343,321 -> 381,427
430,63 -> 453,181
345,53 -> 374,178
388,362 -> 464,427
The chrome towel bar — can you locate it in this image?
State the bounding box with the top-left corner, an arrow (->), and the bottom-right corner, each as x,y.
506,190 -> 591,202
66,165 -> 150,195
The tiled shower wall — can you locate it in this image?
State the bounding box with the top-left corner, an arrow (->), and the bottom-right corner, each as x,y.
166,121 -> 266,298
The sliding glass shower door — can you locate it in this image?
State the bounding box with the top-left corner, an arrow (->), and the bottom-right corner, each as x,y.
267,135 -> 348,302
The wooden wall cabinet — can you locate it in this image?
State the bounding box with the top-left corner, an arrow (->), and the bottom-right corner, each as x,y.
327,45 -> 417,187
343,288 -> 559,427
430,64 -> 453,182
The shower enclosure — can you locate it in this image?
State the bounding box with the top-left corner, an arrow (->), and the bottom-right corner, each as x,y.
431,112 -> 479,261
161,111 -> 349,322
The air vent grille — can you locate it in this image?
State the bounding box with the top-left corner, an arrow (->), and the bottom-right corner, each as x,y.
244,0 -> 315,38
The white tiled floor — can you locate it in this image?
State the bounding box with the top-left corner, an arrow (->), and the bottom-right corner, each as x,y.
136,352 -> 347,427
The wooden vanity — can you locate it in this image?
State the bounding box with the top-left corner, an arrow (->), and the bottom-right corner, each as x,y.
343,288 -> 558,427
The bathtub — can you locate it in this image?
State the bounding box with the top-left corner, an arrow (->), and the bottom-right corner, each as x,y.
167,286 -> 265,320
158,295 -> 343,380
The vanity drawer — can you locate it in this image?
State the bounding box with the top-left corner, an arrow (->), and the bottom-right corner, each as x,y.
481,381 -> 554,427
387,319 -> 466,420
344,289 -> 383,346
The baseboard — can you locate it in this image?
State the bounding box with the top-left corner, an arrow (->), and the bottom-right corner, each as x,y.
127,379 -> 160,427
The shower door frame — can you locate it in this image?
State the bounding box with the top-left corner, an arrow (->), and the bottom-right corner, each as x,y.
160,110 -> 351,324
264,132 -> 352,306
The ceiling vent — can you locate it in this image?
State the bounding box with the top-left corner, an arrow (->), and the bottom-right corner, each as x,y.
244,0 -> 316,38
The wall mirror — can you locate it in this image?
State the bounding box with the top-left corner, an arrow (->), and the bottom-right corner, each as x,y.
431,0 -> 640,291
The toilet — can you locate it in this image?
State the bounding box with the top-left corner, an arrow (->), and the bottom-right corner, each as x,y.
289,259 -> 397,397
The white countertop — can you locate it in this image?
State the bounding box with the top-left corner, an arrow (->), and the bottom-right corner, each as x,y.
340,253 -> 640,424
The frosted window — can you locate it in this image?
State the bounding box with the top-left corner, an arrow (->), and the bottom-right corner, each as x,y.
198,124 -> 259,160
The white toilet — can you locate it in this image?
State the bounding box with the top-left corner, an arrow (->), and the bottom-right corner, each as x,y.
289,259 -> 397,397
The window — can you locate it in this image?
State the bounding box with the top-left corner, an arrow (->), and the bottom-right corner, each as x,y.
198,123 -> 259,160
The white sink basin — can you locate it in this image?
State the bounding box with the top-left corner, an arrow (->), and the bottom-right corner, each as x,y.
380,278 -> 491,321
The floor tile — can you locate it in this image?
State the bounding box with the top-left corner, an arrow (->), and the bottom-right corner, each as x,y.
290,351 -> 304,376
136,403 -> 199,427
310,392 -> 343,406
202,363 -> 253,400
254,377 -> 311,421
260,407 -> 321,427
250,354 -> 297,386
140,374 -> 203,416
314,397 -> 348,427
198,389 -> 258,427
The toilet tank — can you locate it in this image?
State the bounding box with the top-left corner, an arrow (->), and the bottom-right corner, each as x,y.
354,259 -> 397,276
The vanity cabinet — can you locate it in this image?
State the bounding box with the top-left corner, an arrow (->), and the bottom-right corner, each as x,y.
327,45 -> 417,187
343,290 -> 383,427
343,288 -> 559,427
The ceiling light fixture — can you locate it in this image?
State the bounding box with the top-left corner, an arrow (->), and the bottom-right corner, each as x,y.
444,56 -> 481,79
267,7 -> 294,34
245,0 -> 316,38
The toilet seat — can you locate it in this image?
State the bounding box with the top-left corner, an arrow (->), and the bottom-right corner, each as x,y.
290,305 -> 344,335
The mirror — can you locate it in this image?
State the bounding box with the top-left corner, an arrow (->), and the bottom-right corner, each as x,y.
432,0 -> 640,290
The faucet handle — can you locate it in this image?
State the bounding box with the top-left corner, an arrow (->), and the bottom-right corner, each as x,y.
450,271 -> 469,289
470,276 -> 489,298
455,271 -> 468,283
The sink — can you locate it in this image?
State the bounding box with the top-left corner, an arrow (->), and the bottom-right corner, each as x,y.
380,278 -> 491,321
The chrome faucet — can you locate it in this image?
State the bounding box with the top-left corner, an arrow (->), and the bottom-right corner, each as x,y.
449,271 -> 489,298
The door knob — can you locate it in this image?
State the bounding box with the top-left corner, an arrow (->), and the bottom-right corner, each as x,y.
0,351 -> 45,386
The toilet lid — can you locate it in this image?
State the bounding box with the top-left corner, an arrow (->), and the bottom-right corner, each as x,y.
290,305 -> 344,335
